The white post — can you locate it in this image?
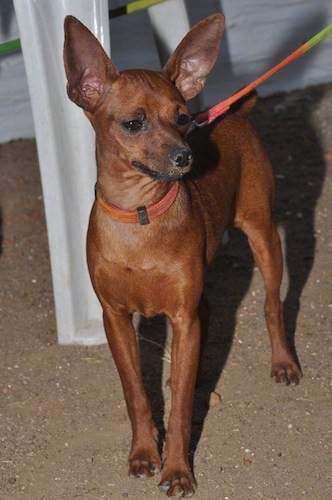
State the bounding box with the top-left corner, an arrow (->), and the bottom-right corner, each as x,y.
148,0 -> 203,112
13,0 -> 109,344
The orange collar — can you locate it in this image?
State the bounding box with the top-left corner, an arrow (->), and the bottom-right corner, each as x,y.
96,181 -> 179,225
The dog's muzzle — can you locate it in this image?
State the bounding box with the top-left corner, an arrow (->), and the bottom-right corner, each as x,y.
168,147 -> 193,169
131,154 -> 192,181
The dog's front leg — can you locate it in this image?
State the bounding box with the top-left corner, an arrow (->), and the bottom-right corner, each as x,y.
159,314 -> 201,498
102,308 -> 161,477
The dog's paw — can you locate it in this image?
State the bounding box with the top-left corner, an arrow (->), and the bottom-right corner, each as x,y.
128,450 -> 161,479
159,468 -> 197,498
271,362 -> 302,385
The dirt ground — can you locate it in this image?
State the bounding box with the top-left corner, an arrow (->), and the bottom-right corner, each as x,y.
1,83 -> 331,499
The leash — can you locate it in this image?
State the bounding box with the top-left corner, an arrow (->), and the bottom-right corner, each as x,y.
194,24 -> 332,127
96,180 -> 179,225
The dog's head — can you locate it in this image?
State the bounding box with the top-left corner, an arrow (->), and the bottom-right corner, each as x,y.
64,14 -> 224,181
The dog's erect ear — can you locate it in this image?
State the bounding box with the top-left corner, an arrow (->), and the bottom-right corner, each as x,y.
162,14 -> 224,101
63,16 -> 119,112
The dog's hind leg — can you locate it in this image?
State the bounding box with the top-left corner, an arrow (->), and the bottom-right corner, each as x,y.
244,220 -> 302,384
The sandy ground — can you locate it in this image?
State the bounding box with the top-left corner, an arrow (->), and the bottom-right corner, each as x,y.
0,84 -> 331,499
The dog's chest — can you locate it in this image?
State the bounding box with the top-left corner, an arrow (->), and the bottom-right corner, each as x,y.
88,202 -> 207,315
97,257 -> 202,317
90,229 -> 204,317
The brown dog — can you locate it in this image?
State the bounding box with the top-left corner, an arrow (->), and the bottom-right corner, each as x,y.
64,14 -> 302,498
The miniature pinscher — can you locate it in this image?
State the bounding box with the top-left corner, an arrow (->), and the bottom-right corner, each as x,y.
64,14 -> 302,498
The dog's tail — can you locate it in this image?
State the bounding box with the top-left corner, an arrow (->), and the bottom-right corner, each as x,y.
232,89 -> 258,116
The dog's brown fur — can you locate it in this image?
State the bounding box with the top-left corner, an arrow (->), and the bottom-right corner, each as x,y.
64,14 -> 302,498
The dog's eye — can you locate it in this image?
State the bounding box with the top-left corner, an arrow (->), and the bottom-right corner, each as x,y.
177,114 -> 190,127
122,119 -> 144,132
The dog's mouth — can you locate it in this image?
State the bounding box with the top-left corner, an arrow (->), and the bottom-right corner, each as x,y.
131,160 -> 189,181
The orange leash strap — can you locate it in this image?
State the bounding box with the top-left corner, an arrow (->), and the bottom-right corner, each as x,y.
194,24 -> 332,126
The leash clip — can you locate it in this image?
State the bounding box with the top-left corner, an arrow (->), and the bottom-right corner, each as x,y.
192,118 -> 208,128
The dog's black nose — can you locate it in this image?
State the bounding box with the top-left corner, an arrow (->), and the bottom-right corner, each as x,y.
169,147 -> 193,168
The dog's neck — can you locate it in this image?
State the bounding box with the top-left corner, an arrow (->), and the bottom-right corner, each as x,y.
96,155 -> 176,212
96,180 -> 179,225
